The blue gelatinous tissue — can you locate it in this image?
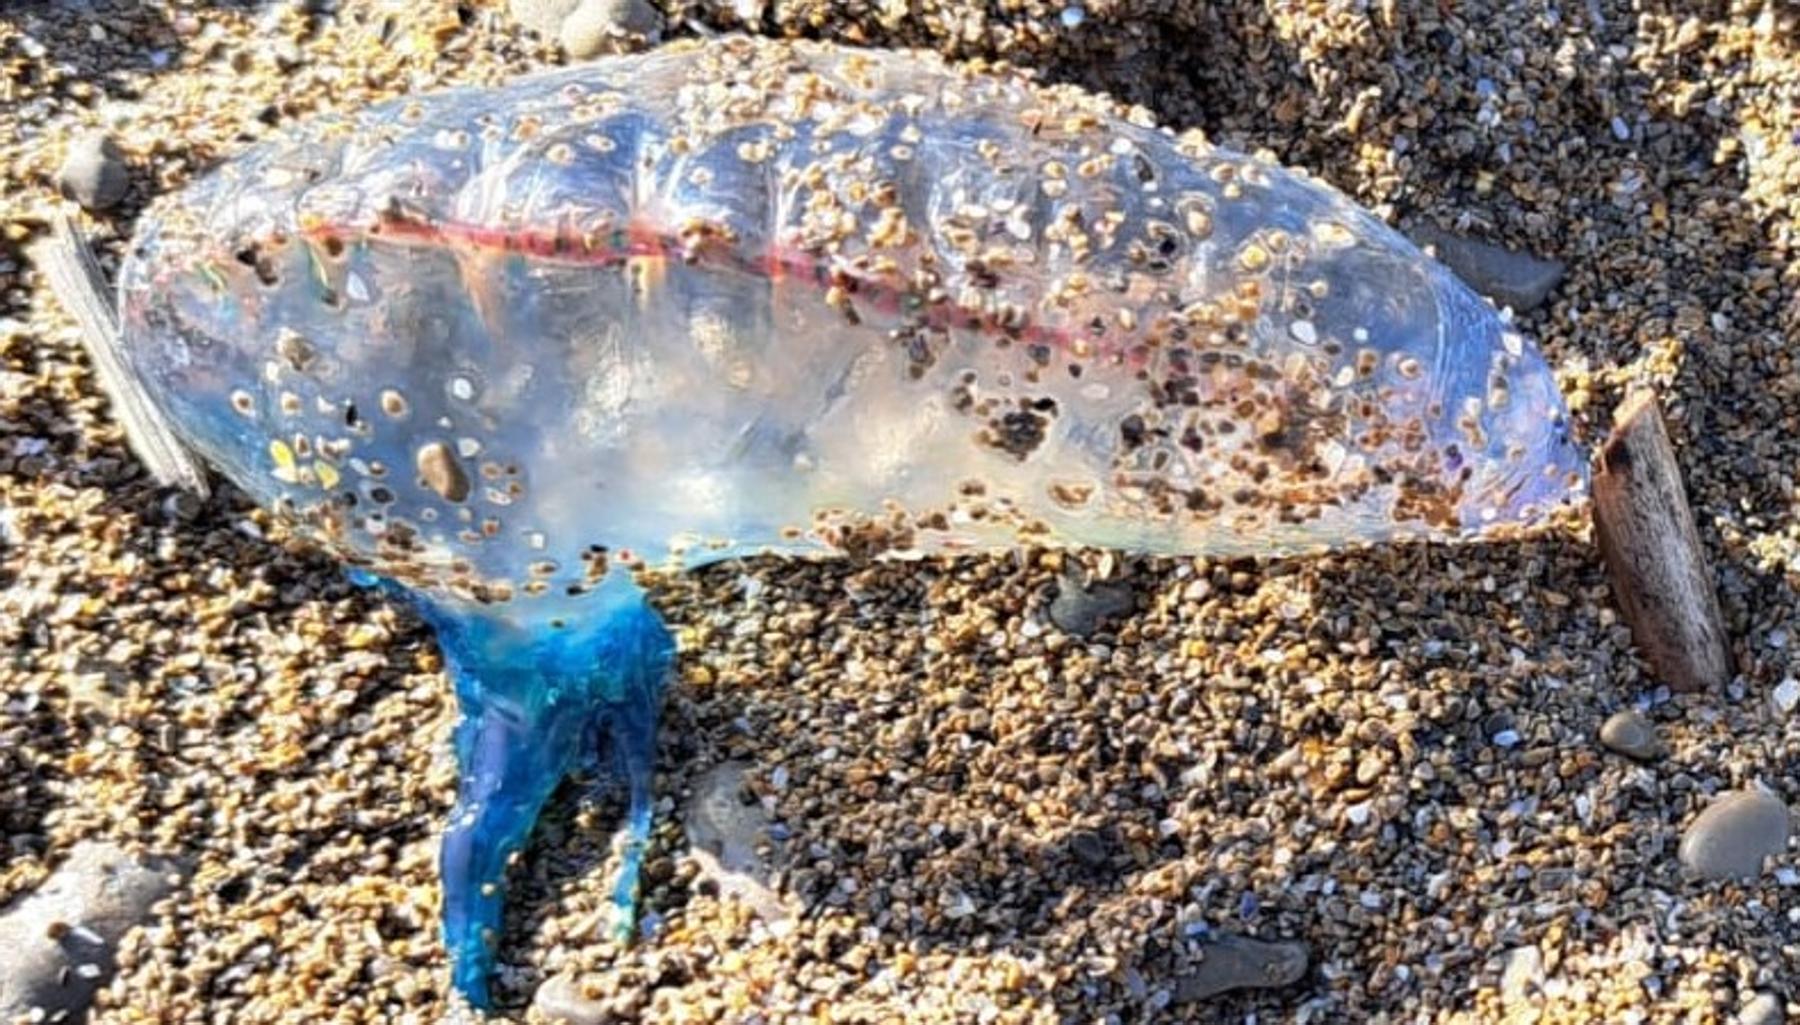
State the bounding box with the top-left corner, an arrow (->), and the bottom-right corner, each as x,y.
382,570 -> 673,1003
110,37 -> 1587,1008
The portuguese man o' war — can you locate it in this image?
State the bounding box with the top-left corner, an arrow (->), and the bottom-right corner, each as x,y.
100,36 -> 1587,1008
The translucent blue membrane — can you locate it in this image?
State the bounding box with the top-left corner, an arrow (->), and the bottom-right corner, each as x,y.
361,569 -> 673,1010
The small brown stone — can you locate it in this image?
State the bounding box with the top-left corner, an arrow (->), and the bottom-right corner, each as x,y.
380,389 -> 410,418
416,442 -> 470,502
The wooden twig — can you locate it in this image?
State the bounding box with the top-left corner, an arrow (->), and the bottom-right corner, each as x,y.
31,214 -> 209,495
1591,390 -> 1731,692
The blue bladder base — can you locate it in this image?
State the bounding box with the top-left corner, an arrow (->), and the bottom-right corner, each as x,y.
359,569 -> 673,1010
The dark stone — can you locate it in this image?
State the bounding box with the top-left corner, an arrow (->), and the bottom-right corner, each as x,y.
1172,934 -> 1309,1003
0,842 -> 183,1023
1411,223 -> 1565,313
1048,573 -> 1135,637
1067,829 -> 1109,868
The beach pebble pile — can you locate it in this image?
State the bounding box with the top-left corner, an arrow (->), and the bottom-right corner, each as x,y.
3,1 -> 1800,1022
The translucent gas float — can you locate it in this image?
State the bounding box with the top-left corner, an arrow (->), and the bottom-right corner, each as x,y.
104,36 -> 1586,1008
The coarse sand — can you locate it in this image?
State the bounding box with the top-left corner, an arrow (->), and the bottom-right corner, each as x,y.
2,1 -> 1799,1022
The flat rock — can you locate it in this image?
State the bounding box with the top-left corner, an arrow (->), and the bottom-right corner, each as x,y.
1047,573 -> 1136,637
682,762 -> 789,924
56,132 -> 129,213
0,841 -> 182,1023
1598,709 -> 1663,760
1172,934 -> 1309,1003
1411,223 -> 1565,313
1679,789 -> 1792,880
1738,992 -> 1785,1025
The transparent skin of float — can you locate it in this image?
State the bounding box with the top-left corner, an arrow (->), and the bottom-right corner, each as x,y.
116,38 -> 1587,1008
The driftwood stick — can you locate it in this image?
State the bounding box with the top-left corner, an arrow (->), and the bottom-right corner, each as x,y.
31,214 -> 209,495
1591,390 -> 1731,693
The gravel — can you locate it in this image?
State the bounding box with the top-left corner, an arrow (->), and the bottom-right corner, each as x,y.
6,1 -> 1800,1022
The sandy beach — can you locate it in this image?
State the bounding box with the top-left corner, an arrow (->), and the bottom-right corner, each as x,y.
3,1 -> 1799,1022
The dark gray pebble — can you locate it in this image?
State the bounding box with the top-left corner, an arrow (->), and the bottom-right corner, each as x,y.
0,841 -> 182,1023
1412,223 -> 1566,313
1048,573 -> 1135,637
1172,934 -> 1309,1003
56,133 -> 129,213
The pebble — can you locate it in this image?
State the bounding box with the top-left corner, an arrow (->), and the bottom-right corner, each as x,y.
506,0 -> 581,37
1739,992 -> 1786,1025
558,0 -> 661,59
1679,789 -> 1793,880
1066,828 -> 1111,868
0,842 -> 181,1022
682,761 -> 788,923
1170,934 -> 1309,1003
1410,223 -> 1566,313
1046,572 -> 1135,637
1772,678 -> 1799,715
1599,709 -> 1663,761
55,131 -> 128,212
531,971 -> 607,1025
415,441 -> 470,502
161,491 -> 203,523
1499,944 -> 1547,1004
